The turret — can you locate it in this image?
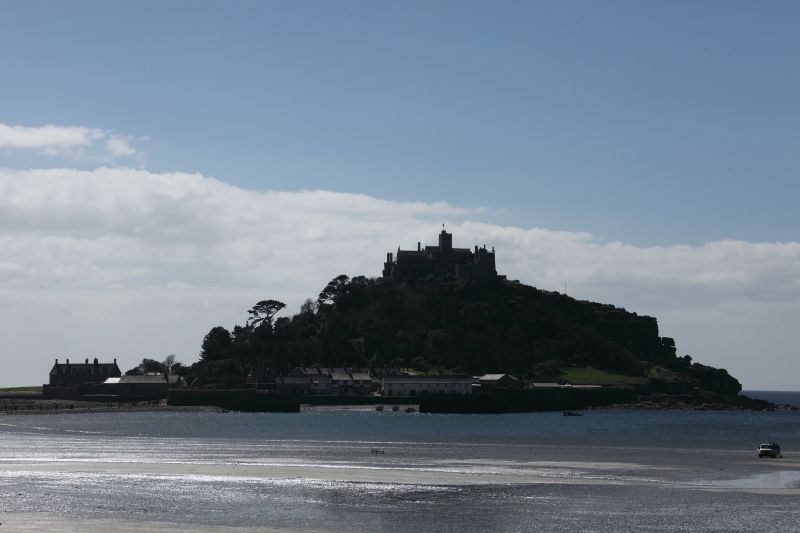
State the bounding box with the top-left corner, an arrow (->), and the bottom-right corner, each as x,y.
439,230 -> 452,252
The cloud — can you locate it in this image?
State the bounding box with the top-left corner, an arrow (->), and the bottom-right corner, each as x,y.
0,165 -> 798,389
104,136 -> 137,158
0,123 -> 144,162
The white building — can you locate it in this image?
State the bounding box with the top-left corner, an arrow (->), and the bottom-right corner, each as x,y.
382,376 -> 473,396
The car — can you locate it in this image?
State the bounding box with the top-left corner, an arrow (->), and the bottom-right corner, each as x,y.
758,443 -> 782,458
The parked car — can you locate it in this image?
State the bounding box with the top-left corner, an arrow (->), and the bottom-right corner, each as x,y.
758,443 -> 782,458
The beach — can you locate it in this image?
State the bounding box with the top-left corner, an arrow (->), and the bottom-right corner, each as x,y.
1,409 -> 800,532
3,451 -> 800,532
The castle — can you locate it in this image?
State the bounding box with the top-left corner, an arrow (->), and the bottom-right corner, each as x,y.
382,227 -> 497,282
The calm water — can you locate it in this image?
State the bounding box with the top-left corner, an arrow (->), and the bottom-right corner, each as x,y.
744,389 -> 800,407
1,395 -> 799,531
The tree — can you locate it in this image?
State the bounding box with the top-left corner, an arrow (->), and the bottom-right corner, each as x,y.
125,357 -> 167,375
141,358 -> 166,373
247,300 -> 286,328
318,274 -> 350,307
299,298 -> 317,315
170,362 -> 189,376
200,326 -> 233,361
163,354 -> 177,373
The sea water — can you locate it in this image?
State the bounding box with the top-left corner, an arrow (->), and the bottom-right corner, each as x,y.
0,394 -> 799,531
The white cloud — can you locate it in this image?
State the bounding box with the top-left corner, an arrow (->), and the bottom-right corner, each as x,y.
0,123 -> 144,161
0,123 -> 102,149
0,165 -> 798,389
104,136 -> 137,157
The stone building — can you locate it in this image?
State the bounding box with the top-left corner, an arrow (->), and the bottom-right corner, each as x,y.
381,376 -> 474,396
477,373 -> 523,391
48,358 -> 121,387
382,228 -> 496,282
283,367 -> 373,396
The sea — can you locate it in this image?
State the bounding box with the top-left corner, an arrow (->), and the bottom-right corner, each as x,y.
0,391 -> 799,532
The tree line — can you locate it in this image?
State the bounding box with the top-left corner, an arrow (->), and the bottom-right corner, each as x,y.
172,273 -> 740,395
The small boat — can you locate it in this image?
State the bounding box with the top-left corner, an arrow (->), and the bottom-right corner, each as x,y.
405,406 -> 416,413
371,448 -> 385,454
375,405 -> 384,411
391,405 -> 399,411
562,411 -> 583,417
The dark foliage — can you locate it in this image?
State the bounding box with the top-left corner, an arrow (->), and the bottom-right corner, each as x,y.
125,357 -> 178,375
200,326 -> 233,361
188,276 -> 742,395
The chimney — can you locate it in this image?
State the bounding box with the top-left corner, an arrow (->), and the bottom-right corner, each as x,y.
93,358 -> 98,366
66,358 -> 70,365
417,242 -> 421,251
113,358 -> 117,364
55,358 -> 58,365
85,358 -> 89,364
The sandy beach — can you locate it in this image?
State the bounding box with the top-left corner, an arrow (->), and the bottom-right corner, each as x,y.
0,516 -> 314,533
2,450 -> 800,531
2,409 -> 800,532
3,454 -> 799,489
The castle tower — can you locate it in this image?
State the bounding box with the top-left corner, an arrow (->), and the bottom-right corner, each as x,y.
438,229 -> 453,253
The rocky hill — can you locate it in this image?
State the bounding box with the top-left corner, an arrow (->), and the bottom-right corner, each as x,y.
193,274 -> 755,406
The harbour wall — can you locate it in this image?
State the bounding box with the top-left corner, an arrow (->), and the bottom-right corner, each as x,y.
420,387 -> 637,414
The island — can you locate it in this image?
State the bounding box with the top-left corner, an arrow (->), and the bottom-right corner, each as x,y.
176,228 -> 768,412
14,228 -> 772,414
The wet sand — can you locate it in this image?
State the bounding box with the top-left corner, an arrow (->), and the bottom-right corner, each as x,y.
2,452 -> 799,489
2,409 -> 800,532
2,450 -> 800,532
0,516 -> 315,533
0,457 -> 800,533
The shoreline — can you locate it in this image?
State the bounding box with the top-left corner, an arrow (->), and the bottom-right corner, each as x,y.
0,401 -> 783,416
0,398 -> 225,416
0,391 -> 788,416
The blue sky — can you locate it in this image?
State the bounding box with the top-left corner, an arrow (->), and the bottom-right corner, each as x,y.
1,1 -> 799,388
3,1 -> 798,244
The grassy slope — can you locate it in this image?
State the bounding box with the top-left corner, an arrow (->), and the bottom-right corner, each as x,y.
0,386 -> 42,392
560,367 -> 648,385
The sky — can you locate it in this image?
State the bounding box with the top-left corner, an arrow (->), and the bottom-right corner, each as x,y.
0,1 -> 798,389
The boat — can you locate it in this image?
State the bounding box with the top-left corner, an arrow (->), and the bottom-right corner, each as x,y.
405,406 -> 416,413
375,405 -> 384,411
562,411 -> 583,416
391,405 -> 399,411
